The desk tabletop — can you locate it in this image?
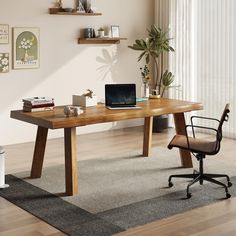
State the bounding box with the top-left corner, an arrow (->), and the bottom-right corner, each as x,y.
11,98 -> 203,129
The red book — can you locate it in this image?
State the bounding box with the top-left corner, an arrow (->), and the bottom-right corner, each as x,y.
23,103 -> 55,108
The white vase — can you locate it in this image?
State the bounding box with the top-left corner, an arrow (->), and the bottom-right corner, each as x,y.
97,30 -> 105,37
23,50 -> 28,62
141,83 -> 149,98
62,0 -> 74,8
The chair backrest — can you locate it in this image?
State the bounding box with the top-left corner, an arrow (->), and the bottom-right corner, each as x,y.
215,104 -> 230,153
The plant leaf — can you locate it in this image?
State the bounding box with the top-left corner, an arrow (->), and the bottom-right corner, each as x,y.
145,54 -> 150,64
138,51 -> 146,61
162,70 -> 174,87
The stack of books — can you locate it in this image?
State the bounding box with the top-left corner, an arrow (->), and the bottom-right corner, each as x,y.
22,97 -> 55,112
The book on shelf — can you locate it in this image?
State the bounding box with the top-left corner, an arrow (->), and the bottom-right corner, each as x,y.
22,96 -> 54,105
23,106 -> 54,112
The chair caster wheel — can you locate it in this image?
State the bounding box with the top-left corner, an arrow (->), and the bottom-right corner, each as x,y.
226,193 -> 231,199
228,182 -> 232,188
187,193 -> 192,199
168,182 -> 173,188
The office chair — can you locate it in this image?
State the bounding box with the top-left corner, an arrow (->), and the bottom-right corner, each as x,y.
168,104 -> 232,199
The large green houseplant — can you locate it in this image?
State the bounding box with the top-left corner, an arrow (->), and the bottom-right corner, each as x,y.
129,25 -> 175,132
128,25 -> 175,97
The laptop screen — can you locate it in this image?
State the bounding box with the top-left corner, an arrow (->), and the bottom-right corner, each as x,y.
105,84 -> 136,107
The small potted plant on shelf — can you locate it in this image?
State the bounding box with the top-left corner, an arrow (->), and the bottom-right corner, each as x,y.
129,25 -> 176,132
97,27 -> 105,38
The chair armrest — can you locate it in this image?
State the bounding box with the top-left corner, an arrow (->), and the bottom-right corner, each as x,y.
191,116 -> 220,123
186,125 -> 218,134
190,116 -> 220,137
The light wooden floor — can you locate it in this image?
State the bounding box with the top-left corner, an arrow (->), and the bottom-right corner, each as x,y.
1,126 -> 236,236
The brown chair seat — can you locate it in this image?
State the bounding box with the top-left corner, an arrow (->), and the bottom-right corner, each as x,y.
168,135 -> 217,155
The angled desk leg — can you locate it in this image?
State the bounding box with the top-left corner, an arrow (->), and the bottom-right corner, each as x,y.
64,127 -> 78,196
31,126 -> 48,178
173,113 -> 193,168
143,116 -> 153,157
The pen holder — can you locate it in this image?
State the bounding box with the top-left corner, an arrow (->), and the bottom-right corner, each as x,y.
72,95 -> 97,107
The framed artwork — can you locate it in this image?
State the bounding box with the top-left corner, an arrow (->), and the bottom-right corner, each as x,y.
0,53 -> 9,73
13,27 -> 40,69
0,24 -> 9,44
111,25 -> 120,38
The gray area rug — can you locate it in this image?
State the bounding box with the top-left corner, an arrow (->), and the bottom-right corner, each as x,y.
1,148 -> 235,235
1,175 -> 122,236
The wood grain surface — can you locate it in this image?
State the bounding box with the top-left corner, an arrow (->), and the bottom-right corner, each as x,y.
11,98 -> 203,129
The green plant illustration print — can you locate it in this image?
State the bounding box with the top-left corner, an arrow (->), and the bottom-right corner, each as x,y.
16,31 -> 38,62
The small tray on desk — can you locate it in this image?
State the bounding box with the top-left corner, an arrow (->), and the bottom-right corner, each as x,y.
149,94 -> 161,99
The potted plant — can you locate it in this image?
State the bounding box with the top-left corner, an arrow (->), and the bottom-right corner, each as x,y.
140,65 -> 151,98
129,25 -> 175,132
97,27 -> 105,38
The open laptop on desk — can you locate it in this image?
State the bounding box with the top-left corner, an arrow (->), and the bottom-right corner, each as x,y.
105,84 -> 142,110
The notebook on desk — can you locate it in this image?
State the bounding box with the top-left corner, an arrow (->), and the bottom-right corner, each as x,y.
105,84 -> 142,110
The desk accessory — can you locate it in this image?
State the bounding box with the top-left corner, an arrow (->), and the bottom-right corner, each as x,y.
73,89 -> 97,107
64,106 -> 83,117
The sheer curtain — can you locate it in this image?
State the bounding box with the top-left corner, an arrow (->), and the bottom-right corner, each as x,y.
155,0 -> 194,101
155,0 -> 236,138
193,0 -> 236,138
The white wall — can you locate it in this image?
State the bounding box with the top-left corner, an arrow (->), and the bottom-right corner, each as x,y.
0,0 -> 154,145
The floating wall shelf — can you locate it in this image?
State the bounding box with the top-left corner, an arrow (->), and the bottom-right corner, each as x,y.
49,8 -> 102,16
78,37 -> 127,44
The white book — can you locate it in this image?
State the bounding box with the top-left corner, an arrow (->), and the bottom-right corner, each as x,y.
22,97 -> 54,105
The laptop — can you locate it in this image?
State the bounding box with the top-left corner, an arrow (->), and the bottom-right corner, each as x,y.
105,84 -> 142,109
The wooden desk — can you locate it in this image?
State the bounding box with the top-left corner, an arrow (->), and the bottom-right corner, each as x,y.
11,98 -> 203,196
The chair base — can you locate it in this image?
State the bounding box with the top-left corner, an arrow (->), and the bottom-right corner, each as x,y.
168,172 -> 232,199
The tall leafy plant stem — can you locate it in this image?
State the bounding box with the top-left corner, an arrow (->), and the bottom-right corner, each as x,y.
159,54 -> 164,94
161,86 -> 166,97
153,55 -> 159,90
